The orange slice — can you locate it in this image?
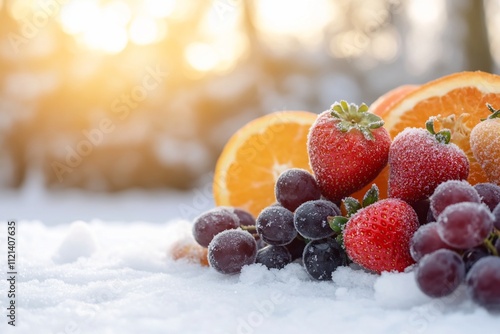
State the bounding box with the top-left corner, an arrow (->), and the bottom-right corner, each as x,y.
370,84 -> 419,117
383,71 -> 500,185
213,111 -> 317,217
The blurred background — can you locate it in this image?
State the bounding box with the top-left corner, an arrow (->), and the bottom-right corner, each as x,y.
0,0 -> 499,200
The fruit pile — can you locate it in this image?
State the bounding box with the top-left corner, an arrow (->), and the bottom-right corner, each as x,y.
172,71 -> 500,312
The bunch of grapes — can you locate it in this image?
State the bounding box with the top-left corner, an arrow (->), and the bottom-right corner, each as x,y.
411,180 -> 500,311
191,168 -> 348,280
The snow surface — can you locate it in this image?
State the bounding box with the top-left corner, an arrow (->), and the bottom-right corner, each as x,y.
1,181 -> 500,334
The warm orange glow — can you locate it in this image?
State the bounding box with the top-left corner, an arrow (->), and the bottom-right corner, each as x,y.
129,16 -> 161,45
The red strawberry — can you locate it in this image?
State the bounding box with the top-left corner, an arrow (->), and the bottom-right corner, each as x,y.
308,101 -> 391,203
388,119 -> 469,203
343,198 -> 419,273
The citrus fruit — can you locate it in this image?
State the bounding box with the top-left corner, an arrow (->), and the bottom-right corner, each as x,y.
370,84 -> 419,117
213,111 -> 317,217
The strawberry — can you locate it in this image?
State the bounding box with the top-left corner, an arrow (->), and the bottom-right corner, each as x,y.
343,198 -> 419,273
470,104 -> 500,185
388,118 -> 469,203
307,101 -> 391,203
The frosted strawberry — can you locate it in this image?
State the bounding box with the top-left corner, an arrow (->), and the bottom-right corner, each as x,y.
307,101 -> 391,203
388,118 -> 469,203
343,197 -> 419,273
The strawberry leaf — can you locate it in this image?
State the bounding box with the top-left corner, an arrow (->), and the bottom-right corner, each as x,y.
328,216 -> 349,233
362,184 -> 379,207
343,197 -> 361,217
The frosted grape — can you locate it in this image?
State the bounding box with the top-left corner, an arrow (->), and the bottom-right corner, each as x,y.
302,238 -> 348,281
462,246 -> 491,273
429,180 -> 480,218
294,200 -> 340,240
208,229 -> 257,274
474,182 -> 500,211
410,222 -> 455,262
275,168 -> 321,212
492,202 -> 500,230
466,256 -> 500,311
256,206 -> 297,246
255,245 -> 292,269
192,208 -> 240,247
436,202 -> 494,249
415,249 -> 465,298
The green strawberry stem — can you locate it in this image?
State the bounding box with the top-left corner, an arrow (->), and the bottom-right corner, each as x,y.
330,100 -> 384,141
485,103 -> 500,120
425,117 -> 451,144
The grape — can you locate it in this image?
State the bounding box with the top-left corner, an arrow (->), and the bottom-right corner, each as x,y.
474,183 -> 500,211
495,238 -> 500,255
462,246 -> 491,273
415,249 -> 465,298
192,208 -> 240,247
466,256 -> 500,311
436,202 -> 494,249
294,200 -> 340,240
493,202 -> 500,230
255,245 -> 292,269
256,206 -> 297,246
275,168 -> 321,212
284,236 -> 307,261
233,208 -> 256,227
208,229 -> 257,274
302,238 -> 348,281
410,222 -> 455,262
429,180 -> 481,218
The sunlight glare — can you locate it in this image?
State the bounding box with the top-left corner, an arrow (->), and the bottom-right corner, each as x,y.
129,16 -> 160,45
255,0 -> 334,46
186,43 -> 219,72
60,0 -> 100,35
144,0 -> 176,18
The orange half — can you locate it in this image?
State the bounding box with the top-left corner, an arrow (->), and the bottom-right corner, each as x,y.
213,111 -> 317,217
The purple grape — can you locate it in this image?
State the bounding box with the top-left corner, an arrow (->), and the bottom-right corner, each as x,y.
436,202 -> 494,249
208,229 -> 257,274
255,245 -> 292,269
495,238 -> 500,255
462,246 -> 491,273
284,236 -> 307,261
302,238 -> 348,281
415,249 -> 465,298
294,200 -> 340,240
493,202 -> 500,230
429,180 -> 480,218
410,222 -> 455,262
256,206 -> 297,246
466,256 -> 500,310
192,208 -> 240,247
474,183 -> 500,211
275,168 -> 321,212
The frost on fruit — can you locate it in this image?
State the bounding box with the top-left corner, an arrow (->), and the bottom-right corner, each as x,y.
429,180 -> 481,218
208,229 -> 257,275
388,127 -> 470,203
436,202 -> 494,250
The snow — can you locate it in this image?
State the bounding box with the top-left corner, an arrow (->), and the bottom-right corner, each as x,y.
1,183 -> 500,334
